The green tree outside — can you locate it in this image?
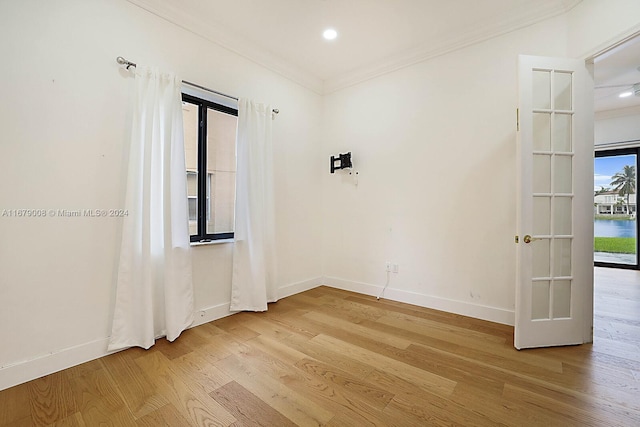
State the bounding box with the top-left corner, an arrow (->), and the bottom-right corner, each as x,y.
610,165 -> 636,215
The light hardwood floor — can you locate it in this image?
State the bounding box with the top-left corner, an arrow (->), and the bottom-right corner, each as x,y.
1,268 -> 639,426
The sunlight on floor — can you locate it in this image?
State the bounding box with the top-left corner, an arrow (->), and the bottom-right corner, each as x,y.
593,267 -> 640,363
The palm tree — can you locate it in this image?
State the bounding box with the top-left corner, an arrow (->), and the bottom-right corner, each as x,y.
610,165 -> 636,215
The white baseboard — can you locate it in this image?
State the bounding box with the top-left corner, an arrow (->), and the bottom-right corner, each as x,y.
0,338 -> 114,392
277,276 -> 323,299
322,276 -> 515,326
0,276 -> 325,392
192,302 -> 235,328
0,306 -> 234,391
191,276 -> 323,327
2,275 -> 508,391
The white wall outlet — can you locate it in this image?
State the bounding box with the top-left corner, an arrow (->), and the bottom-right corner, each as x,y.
392,263 -> 399,273
385,262 -> 391,272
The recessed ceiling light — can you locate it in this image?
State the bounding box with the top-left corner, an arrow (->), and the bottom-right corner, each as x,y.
619,91 -> 633,98
323,28 -> 338,40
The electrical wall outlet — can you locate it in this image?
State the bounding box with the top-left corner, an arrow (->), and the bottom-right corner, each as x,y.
392,263 -> 399,273
385,262 -> 391,272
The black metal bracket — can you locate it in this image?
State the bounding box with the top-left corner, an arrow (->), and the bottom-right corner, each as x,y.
331,152 -> 352,173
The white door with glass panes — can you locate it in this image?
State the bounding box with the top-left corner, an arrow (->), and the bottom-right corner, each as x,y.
515,55 -> 594,350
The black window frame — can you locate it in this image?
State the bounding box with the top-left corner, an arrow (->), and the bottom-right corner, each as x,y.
182,93 -> 238,243
594,146 -> 639,270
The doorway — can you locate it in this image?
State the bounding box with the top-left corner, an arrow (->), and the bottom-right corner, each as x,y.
592,28 -> 640,271
591,32 -> 640,354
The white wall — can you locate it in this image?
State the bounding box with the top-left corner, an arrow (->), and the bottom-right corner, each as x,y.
0,0 -> 323,390
595,107 -> 640,146
321,17 -> 570,325
320,1 -> 640,326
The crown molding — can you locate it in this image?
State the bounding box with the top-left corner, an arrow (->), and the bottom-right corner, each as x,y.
125,0 -> 324,94
323,0 -> 582,93
126,0 -> 580,96
561,0 -> 582,11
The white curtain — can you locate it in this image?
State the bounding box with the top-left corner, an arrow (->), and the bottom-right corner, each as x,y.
108,66 -> 194,351
230,99 -> 277,311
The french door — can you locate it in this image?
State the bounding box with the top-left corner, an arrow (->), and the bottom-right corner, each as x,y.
515,55 -> 594,349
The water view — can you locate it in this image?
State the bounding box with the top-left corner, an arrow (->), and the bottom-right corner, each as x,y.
594,219 -> 636,238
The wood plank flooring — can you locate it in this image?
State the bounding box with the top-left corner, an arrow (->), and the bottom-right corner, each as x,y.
1,268 -> 639,426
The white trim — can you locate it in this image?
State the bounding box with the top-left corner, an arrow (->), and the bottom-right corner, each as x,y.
323,0 -> 580,93
277,276 -> 323,300
184,277 -> 322,328
582,25 -> 640,63
0,338 -> 115,392
595,139 -> 640,151
126,0 -> 579,95
126,0 -> 324,94
0,273 -> 509,391
0,276 -> 324,391
322,276 -> 515,326
191,302 -> 235,328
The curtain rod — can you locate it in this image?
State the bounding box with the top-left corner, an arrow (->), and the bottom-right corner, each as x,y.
116,56 -> 279,115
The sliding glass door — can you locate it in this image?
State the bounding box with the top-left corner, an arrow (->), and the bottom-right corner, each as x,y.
594,148 -> 638,268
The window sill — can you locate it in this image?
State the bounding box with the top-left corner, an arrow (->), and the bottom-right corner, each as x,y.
190,238 -> 234,247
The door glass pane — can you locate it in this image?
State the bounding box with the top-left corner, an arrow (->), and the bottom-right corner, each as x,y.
553,238 -> 572,277
533,70 -> 551,110
594,153 -> 637,265
554,155 -> 572,193
533,197 -> 551,235
553,114 -> 572,153
532,281 -> 550,320
533,154 -> 551,193
553,197 -> 572,235
533,113 -> 551,151
553,280 -> 571,318
533,239 -> 550,278
554,72 -> 572,110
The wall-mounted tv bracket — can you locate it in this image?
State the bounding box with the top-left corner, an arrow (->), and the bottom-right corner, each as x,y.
331,152 -> 352,173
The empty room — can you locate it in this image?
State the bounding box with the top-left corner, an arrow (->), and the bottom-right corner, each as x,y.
1,0 -> 640,425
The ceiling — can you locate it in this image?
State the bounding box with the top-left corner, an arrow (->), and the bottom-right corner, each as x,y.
128,0 -> 582,93
594,34 -> 640,113
128,0 -> 640,111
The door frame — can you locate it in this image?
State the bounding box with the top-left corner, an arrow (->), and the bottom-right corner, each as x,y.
585,28 -> 640,340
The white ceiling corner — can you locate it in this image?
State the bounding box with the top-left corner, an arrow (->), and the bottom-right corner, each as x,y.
126,0 -> 325,94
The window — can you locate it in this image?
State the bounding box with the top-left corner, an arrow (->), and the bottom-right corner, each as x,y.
182,93 -> 238,242
594,147 -> 638,268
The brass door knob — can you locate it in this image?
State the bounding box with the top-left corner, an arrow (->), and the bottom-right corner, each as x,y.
523,234 -> 535,244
